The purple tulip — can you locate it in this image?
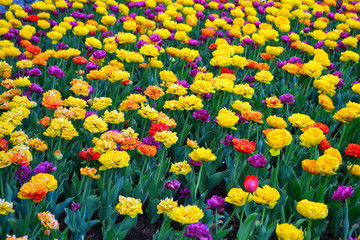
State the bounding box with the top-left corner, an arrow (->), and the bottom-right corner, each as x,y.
29,68 -> 42,77
164,179 -> 180,190
15,166 -> 33,183
235,113 -> 248,123
220,134 -> 235,146
205,195 -> 226,213
288,56 -> 302,64
134,86 -> 143,93
56,42 -> 68,51
332,185 -> 354,200
277,61 -> 287,69
71,203 -> 80,212
177,80 -> 190,88
149,34 -> 162,44
179,187 -> 191,199
47,65 -> 65,79
188,157 -> 202,167
248,154 -> 268,168
142,136 -> 161,149
28,83 -> 43,94
203,93 -> 212,100
185,222 -> 212,240
86,62 -> 99,72
92,50 -> 106,59
85,111 -> 98,118
34,161 -> 57,174
326,63 -> 335,70
279,94 -> 295,105
193,109 -> 210,123
244,76 -> 256,86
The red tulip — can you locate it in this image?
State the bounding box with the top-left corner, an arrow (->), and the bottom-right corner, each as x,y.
233,138 -> 256,154
244,175 -> 259,193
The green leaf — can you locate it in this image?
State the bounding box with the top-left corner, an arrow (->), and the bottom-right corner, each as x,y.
212,229 -> 233,240
289,178 -> 302,201
236,213 -> 258,240
258,221 -> 277,240
78,219 -> 100,233
7,218 -> 19,233
54,197 -> 74,219
348,204 -> 360,224
311,219 -> 328,239
207,171 -> 228,193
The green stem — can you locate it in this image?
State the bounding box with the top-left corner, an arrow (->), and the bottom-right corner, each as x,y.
344,199 -> 349,239
155,147 -> 166,184
316,176 -> 329,202
57,129 -> 62,152
331,124 -> 344,142
215,209 -> 219,232
219,207 -> 238,232
247,121 -> 252,140
274,153 -> 281,187
222,128 -> 228,146
305,219 -> 312,240
260,206 -> 266,224
178,224 -> 187,240
180,60 -> 186,79
194,162 -> 204,200
240,193 -> 251,223
337,124 -> 347,149
0,169 -> 3,198
233,152 -> 242,182
305,173 -> 312,193
341,163 -> 355,185
140,120 -> 148,140
141,156 -> 148,175
158,215 -> 168,239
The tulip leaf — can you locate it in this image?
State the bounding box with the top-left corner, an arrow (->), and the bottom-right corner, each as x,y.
236,213 -> 257,240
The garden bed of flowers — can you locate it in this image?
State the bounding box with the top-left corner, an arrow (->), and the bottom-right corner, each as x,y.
0,0 -> 360,239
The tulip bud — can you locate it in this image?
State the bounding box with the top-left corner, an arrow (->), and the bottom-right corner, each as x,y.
244,175 -> 259,192
30,101 -> 37,108
71,203 -> 80,212
44,229 -> 51,236
54,150 -> 63,160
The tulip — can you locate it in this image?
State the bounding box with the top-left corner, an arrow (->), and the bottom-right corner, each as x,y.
244,175 -> 259,193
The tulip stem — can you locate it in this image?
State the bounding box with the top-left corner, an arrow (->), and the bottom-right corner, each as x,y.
233,152 -> 241,182
179,224 -> 186,240
240,193 -> 251,223
316,176 -> 329,202
341,163 -> 355,186
247,122 -> 252,140
215,209 -> 219,232
140,120 -> 148,140
305,173 -> 312,193
337,124 -> 347,148
305,219 -> 312,240
260,206 -> 266,224
194,162 -> 204,200
0,169 -> 3,198
141,157 -> 148,175
344,199 -> 349,239
57,129 -> 62,152
274,153 -> 281,187
158,215 -> 168,239
219,207 -> 238,232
